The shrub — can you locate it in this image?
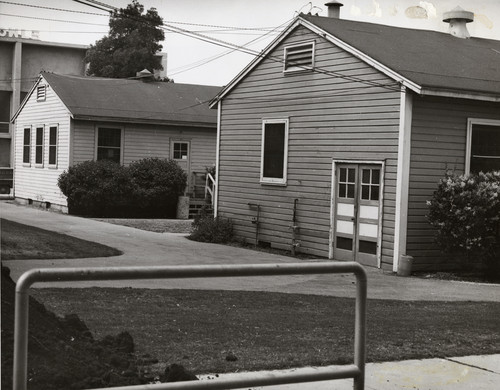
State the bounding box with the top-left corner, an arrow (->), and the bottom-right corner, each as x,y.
188,215 -> 233,243
58,160 -> 132,217
58,158 -> 187,218
128,158 -> 187,218
427,171 -> 500,273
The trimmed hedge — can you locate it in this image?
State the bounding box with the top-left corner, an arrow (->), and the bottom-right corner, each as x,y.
58,158 -> 187,218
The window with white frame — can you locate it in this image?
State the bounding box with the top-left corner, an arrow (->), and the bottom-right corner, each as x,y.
261,119 -> 289,184
97,127 -> 122,163
172,141 -> 189,160
23,127 -> 31,164
48,125 -> 58,166
35,126 -> 44,165
284,42 -> 315,73
467,119 -> 500,174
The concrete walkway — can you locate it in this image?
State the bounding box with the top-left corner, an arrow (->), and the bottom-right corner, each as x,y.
2,201 -> 500,301
199,354 -> 500,390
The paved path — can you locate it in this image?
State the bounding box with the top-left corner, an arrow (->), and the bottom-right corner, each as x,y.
2,202 -> 500,301
199,355 -> 500,390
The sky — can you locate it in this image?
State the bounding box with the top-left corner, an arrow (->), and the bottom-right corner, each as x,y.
1,0 -> 499,86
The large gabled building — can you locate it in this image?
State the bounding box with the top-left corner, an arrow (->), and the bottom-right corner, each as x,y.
210,4 -> 500,272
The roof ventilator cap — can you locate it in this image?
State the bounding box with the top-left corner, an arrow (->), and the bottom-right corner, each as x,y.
324,1 -> 343,19
136,68 -> 155,81
443,6 -> 474,39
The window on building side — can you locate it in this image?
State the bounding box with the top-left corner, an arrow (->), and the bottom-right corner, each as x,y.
97,127 -> 121,163
23,127 -> 31,164
467,120 -> 500,174
261,119 -> 289,184
35,126 -> 44,165
284,42 -> 315,72
36,85 -> 46,102
48,126 -> 58,166
172,142 -> 189,160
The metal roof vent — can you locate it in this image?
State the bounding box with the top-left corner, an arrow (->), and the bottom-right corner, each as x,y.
443,6 -> 474,39
135,68 -> 155,82
324,1 -> 343,19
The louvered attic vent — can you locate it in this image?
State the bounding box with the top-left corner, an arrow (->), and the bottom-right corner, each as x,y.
36,85 -> 46,101
284,42 -> 315,72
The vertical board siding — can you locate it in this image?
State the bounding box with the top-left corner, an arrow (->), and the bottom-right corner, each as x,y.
14,77 -> 71,207
408,95 -> 500,270
218,26 -> 401,263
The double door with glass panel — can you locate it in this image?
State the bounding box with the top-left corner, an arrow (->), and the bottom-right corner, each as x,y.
333,164 -> 382,266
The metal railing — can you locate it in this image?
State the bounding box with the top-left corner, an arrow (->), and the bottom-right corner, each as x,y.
14,262 -> 367,390
204,172 -> 216,207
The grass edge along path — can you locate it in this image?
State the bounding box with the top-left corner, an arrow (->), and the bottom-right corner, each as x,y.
32,287 -> 500,376
1,218 -> 122,260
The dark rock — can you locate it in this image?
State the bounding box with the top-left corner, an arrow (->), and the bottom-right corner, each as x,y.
162,363 -> 198,382
225,353 -> 238,362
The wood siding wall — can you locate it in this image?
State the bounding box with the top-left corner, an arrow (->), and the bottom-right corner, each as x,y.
218,26 -> 401,265
407,95 -> 500,270
14,78 -> 71,207
73,121 -> 216,175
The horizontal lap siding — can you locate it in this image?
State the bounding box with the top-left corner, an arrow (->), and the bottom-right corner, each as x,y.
73,121 -> 216,172
218,26 -> 401,262
408,96 -> 500,270
14,78 -> 71,207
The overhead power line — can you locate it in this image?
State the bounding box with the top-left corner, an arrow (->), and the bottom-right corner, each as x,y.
0,1 -> 109,16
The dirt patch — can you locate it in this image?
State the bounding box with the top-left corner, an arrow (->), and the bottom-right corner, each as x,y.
1,266 -> 170,390
93,218 -> 193,234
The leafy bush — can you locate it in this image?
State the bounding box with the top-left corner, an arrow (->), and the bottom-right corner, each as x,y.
58,160 -> 132,217
188,215 -> 233,243
427,171 -> 500,273
58,158 -> 187,218
128,158 -> 187,218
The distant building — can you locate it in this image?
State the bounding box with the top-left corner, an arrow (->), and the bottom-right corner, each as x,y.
0,29 -> 167,194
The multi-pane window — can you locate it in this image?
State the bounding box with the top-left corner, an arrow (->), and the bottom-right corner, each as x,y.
469,123 -> 500,174
338,167 -> 356,198
284,42 -> 314,72
48,126 -> 58,166
173,142 -> 189,160
97,127 -> 121,163
23,127 -> 31,164
35,126 -> 44,165
261,119 -> 288,184
361,168 -> 380,201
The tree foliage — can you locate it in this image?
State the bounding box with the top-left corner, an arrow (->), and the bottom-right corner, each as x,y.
85,0 -> 164,78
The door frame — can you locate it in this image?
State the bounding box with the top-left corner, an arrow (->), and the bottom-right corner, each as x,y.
329,159 -> 385,268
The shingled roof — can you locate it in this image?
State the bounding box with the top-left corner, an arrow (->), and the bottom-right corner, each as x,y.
301,14 -> 500,98
212,14 -> 500,105
39,72 -> 221,128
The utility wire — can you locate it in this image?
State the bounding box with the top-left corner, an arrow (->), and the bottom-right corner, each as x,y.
0,1 -> 109,16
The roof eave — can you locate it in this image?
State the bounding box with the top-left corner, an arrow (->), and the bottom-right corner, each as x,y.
419,87 -> 500,103
209,17 -> 305,108
209,16 -> 423,108
72,115 -> 217,129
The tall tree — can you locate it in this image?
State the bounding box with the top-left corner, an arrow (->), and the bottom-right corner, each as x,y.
85,0 -> 165,78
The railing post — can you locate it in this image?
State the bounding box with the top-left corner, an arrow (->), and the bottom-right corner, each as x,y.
354,267 -> 367,390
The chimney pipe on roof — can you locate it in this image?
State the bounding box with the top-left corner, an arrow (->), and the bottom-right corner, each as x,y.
443,6 -> 474,39
324,1 -> 343,18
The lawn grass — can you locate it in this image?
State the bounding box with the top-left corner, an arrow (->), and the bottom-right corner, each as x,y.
0,218 -> 122,260
32,287 -> 500,375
